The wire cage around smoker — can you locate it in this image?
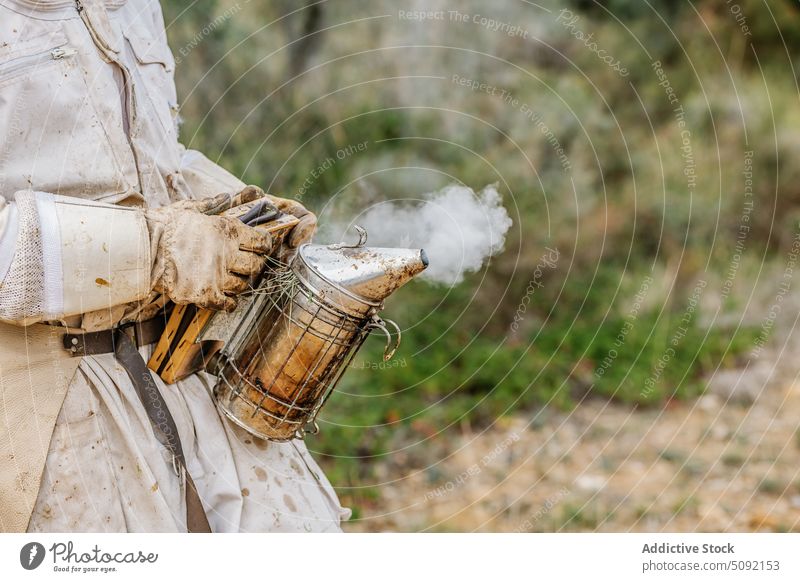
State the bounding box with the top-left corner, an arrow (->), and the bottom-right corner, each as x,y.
213,267 -> 379,442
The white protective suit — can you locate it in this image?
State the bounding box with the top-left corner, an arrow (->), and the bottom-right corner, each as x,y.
0,0 -> 350,532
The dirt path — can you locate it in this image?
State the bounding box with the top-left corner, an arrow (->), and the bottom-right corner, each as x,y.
343,346 -> 800,532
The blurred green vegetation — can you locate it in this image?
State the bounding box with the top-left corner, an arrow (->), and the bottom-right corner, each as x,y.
162,0 -> 800,505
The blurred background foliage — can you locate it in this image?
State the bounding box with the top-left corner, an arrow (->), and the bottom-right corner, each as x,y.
161,0 -> 800,513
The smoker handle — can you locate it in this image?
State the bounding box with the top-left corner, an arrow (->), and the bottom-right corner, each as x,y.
327,224 -> 368,249
368,316 -> 401,361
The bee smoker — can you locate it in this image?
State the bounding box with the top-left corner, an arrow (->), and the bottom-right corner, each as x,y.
210,227 -> 428,441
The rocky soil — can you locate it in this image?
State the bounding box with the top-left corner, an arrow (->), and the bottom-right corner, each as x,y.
341,340 -> 800,532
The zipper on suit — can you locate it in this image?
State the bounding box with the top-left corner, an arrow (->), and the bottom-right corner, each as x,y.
75,0 -> 145,193
0,45 -> 77,79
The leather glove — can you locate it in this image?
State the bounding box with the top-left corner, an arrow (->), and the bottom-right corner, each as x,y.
145,189 -> 273,311
263,192 -> 317,248
257,190 -> 317,263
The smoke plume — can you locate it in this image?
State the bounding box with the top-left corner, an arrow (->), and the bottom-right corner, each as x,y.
322,184 -> 512,286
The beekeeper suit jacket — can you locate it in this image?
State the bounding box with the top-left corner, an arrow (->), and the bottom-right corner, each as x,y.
0,0 -> 349,532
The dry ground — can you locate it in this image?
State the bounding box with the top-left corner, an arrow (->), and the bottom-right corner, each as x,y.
343,345 -> 800,532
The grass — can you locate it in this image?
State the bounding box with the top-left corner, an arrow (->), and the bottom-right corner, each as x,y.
757,478 -> 786,496
671,495 -> 699,516
721,452 -> 747,468
160,0 -> 798,520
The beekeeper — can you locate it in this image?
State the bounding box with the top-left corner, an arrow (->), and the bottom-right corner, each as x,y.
0,0 -> 350,532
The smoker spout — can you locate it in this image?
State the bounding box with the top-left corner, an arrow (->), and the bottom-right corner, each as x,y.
296,244 -> 429,305
420,249 -> 429,268
336,246 -> 428,302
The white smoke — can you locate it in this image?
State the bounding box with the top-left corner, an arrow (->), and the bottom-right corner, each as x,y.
323,184 -> 512,286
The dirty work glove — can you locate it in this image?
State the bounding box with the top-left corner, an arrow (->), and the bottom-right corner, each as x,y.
264,192 -> 317,248
146,190 -> 273,311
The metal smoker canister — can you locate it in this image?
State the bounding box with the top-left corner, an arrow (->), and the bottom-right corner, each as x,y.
213,228 -> 428,441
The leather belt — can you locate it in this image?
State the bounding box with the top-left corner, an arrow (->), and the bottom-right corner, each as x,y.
63,317 -> 166,357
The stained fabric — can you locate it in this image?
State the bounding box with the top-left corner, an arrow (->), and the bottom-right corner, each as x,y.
28,344 -> 351,533
0,0 -> 350,532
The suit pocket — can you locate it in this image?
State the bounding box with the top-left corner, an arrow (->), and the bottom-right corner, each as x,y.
0,30 -> 135,199
0,42 -> 75,85
124,30 -> 180,140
